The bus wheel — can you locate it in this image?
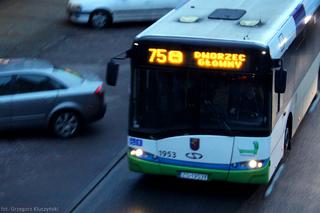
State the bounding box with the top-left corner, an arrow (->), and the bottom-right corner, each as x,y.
283,125 -> 292,159
318,67 -> 320,91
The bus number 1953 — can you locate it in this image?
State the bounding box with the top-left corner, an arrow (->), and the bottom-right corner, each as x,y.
159,150 -> 177,159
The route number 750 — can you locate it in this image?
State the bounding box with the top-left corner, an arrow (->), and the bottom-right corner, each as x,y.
148,48 -> 184,65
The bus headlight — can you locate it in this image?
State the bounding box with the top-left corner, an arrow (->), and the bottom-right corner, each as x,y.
130,148 -> 144,157
248,160 -> 264,169
232,159 -> 267,170
135,149 -> 144,157
248,160 -> 257,168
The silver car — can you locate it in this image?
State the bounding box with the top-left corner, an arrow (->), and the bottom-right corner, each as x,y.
67,0 -> 183,28
0,58 -> 106,138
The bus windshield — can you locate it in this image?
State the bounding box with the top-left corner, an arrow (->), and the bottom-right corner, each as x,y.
130,67 -> 271,138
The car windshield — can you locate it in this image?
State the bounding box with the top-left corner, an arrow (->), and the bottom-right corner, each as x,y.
130,67 -> 271,138
53,68 -> 84,86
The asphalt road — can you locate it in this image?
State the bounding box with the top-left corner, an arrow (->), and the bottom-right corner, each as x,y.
1,1 -> 320,213
72,98 -> 320,213
0,0 -> 147,211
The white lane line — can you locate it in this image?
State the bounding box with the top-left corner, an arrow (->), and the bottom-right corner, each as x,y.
264,164 -> 285,198
309,94 -> 320,113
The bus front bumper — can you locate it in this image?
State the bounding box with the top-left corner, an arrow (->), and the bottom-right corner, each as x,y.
128,154 -> 269,184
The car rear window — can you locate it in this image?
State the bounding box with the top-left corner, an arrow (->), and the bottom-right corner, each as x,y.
53,68 -> 84,86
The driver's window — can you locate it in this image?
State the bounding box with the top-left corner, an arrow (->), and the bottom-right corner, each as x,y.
228,81 -> 263,123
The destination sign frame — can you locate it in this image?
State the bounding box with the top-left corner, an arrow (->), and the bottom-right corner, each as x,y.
147,48 -> 248,70
131,38 -> 271,73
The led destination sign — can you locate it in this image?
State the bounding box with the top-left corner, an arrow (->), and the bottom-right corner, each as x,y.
148,48 -> 184,65
194,51 -> 246,69
148,48 -> 247,70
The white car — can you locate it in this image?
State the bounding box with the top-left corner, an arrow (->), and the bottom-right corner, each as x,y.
67,0 -> 184,28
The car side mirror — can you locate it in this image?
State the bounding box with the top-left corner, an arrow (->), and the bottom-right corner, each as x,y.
106,60 -> 119,86
275,69 -> 287,93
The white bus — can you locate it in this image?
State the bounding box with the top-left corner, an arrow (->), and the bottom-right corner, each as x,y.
107,0 -> 320,184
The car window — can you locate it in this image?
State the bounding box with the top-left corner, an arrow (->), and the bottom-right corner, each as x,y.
47,77 -> 66,90
15,74 -> 58,94
0,75 -> 13,95
53,68 -> 84,86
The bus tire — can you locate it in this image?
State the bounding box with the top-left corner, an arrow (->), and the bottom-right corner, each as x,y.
283,122 -> 292,161
89,10 -> 112,29
318,66 -> 320,91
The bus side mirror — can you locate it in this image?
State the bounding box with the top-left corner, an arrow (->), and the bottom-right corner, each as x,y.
106,60 -> 119,86
275,69 -> 287,93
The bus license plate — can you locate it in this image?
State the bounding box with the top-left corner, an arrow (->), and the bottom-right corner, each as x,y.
178,172 -> 208,181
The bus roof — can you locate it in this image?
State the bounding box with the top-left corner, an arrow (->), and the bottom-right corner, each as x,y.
136,0 -> 319,59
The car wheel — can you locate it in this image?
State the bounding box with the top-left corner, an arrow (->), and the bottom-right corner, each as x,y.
90,10 -> 111,29
51,111 -> 80,138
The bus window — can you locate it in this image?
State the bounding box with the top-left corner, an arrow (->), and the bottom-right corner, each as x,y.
228,80 -> 265,126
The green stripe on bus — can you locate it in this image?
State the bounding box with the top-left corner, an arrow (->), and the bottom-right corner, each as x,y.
128,154 -> 269,184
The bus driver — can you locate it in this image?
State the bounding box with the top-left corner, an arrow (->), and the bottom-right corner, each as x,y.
229,86 -> 261,121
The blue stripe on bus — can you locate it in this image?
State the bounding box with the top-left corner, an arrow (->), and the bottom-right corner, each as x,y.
292,4 -> 306,34
136,151 -> 269,171
158,157 -> 230,170
139,151 -> 230,170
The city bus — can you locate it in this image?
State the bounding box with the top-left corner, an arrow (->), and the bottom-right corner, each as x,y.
107,0 -> 320,184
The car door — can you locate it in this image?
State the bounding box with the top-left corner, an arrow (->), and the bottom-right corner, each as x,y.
0,75 -> 14,130
11,74 -> 59,128
112,0 -> 152,22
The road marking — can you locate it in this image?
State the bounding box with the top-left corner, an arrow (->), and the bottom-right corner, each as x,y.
309,94 -> 320,113
264,164 -> 285,198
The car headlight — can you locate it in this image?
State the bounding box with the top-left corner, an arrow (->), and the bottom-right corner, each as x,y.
68,3 -> 82,12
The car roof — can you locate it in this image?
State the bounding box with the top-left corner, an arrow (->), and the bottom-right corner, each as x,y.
0,58 -> 54,74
